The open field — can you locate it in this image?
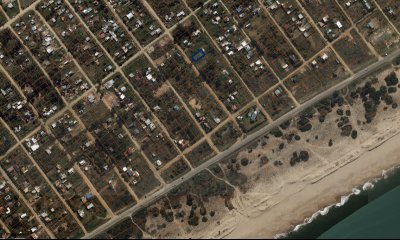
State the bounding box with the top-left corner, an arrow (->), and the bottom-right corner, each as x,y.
333,29 -> 378,72
260,86 -> 296,121
356,10 -> 400,56
284,49 -> 350,103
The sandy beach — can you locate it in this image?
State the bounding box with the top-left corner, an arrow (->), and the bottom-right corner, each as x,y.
225,129 -> 400,239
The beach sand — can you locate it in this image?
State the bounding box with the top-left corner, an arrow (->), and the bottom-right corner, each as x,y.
225,130 -> 400,239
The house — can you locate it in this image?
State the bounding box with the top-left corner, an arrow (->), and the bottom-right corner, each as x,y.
335,20 -> 343,29
320,53 -> 329,62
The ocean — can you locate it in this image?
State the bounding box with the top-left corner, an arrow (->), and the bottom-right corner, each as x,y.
282,167 -> 400,239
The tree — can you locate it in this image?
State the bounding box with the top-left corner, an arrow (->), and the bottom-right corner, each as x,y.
240,158 -> 249,166
351,130 -> 358,139
385,72 -> 399,86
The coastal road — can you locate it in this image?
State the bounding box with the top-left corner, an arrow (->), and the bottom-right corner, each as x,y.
83,49 -> 400,239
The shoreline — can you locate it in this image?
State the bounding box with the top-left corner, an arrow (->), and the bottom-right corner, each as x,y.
224,128 -> 400,239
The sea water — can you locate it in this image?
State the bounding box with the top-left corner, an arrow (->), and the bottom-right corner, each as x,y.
281,167 -> 400,239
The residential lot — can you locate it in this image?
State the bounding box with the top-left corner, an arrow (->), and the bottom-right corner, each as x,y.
38,0 -> 115,83
106,0 -> 164,46
123,54 -> 203,150
337,0 -> 376,24
73,94 -> 138,212
160,158 -> 191,183
1,0 -> 19,18
0,71 -> 39,139
259,86 -> 296,120
185,140 -> 216,167
146,0 -> 190,28
211,121 -> 242,151
63,131 -> 136,214
23,128 -> 109,232
375,0 -> 400,30
186,0 -> 207,10
174,17 -> 252,112
101,73 -> 178,165
1,148 -> 84,239
20,0 -> 38,9
0,29 -> 64,119
118,151 -> 161,199
13,11 -> 91,102
356,10 -> 400,56
0,121 -> 15,156
223,0 -> 302,78
266,0 -> 326,59
147,35 -> 174,60
68,0 -> 138,65
235,105 -> 268,133
153,43 -> 227,132
0,173 -> 49,239
0,10 -> 6,27
284,49 -> 349,103
198,0 -> 279,96
300,0 -> 350,41
333,29 -> 378,72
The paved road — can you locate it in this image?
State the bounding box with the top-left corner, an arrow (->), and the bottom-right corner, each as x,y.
83,49 -> 400,239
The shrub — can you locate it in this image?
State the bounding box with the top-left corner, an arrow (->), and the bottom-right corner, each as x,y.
385,72 -> 399,86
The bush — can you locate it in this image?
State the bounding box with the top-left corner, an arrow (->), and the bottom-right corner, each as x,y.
388,86 -> 397,94
351,130 -> 358,139
210,211 -> 215,217
259,156 -> 269,167
240,158 -> 249,166
299,151 -> 309,162
188,215 -> 199,226
341,125 -> 353,137
299,123 -> 312,132
270,127 -> 283,138
384,95 -> 394,105
279,142 -> 285,150
385,72 -> 399,86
